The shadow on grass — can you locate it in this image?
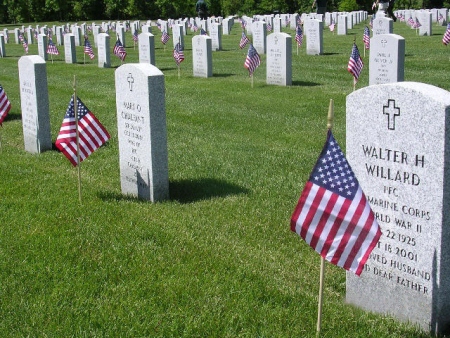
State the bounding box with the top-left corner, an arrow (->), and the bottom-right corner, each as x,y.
97,177 -> 250,204
291,80 -> 321,87
4,113 -> 22,122
169,177 -> 250,203
213,73 -> 235,78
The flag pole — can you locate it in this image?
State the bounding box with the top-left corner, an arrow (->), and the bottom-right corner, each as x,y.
73,75 -> 82,204
316,98 -> 334,338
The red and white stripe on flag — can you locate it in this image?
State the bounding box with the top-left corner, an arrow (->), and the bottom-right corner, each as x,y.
55,96 -> 110,166
290,130 -> 381,276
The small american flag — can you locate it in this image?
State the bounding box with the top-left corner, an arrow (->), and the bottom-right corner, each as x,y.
239,31 -> 250,49
407,17 -> 415,27
113,38 -> 127,61
84,36 -> 95,59
438,12 -> 444,23
55,96 -> 110,167
244,44 -> 260,76
443,23 -> 450,45
200,28 -> 208,35
0,84 -> 12,126
291,130 -> 381,276
348,43 -> 363,85
266,23 -> 272,32
47,37 -> 60,55
363,26 -> 370,50
173,42 -> 185,65
241,19 -> 247,29
329,19 -> 335,32
295,25 -> 303,47
19,34 -> 28,54
161,30 -> 170,45
413,17 -> 421,29
192,22 -> 199,32
133,29 -> 139,42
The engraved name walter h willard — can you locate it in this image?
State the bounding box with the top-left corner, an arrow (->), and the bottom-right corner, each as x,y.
345,82 -> 450,335
115,63 -> 169,202
362,99 -> 424,186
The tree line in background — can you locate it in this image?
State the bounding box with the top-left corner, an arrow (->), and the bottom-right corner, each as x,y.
0,0 -> 448,24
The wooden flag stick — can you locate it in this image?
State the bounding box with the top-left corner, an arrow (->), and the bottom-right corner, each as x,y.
0,125 -> 3,152
251,73 -> 254,88
73,75 -> 82,204
316,99 -> 334,338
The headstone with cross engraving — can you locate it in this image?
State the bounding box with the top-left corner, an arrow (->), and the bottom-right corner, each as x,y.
306,19 -> 323,55
369,34 -> 405,86
266,32 -> 292,86
373,15 -> 393,35
18,55 -> 52,154
251,21 -> 267,54
115,63 -> 169,202
192,35 -> 212,78
209,22 -> 222,51
345,82 -> 450,335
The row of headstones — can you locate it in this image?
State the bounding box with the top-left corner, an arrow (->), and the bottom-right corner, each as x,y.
391,8 -> 449,36
15,52 -> 450,335
16,55 -> 169,202
395,8 -> 449,25
1,22 -> 406,88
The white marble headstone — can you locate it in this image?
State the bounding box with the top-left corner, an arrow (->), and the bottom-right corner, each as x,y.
97,33 -> 110,68
251,21 -> 267,54
138,33 -> 155,65
369,34 -> 405,85
115,64 -> 169,202
306,19 -> 323,55
192,35 -> 212,78
37,34 -> 48,61
18,55 -> 52,154
346,82 -> 450,335
266,32 -> 292,86
64,34 -> 76,64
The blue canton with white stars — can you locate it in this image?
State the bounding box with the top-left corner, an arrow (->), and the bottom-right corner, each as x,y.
309,132 -> 358,199
65,96 -> 89,119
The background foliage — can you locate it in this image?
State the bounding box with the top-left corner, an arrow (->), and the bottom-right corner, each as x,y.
0,0 -> 449,23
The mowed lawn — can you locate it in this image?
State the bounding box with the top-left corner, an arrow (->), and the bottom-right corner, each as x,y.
0,18 -> 449,337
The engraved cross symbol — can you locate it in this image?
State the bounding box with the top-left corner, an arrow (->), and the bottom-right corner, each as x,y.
274,36 -> 278,44
383,99 -> 400,130
381,39 -> 387,48
127,73 -> 134,91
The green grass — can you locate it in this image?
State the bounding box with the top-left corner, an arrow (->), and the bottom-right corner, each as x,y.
0,20 -> 449,337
